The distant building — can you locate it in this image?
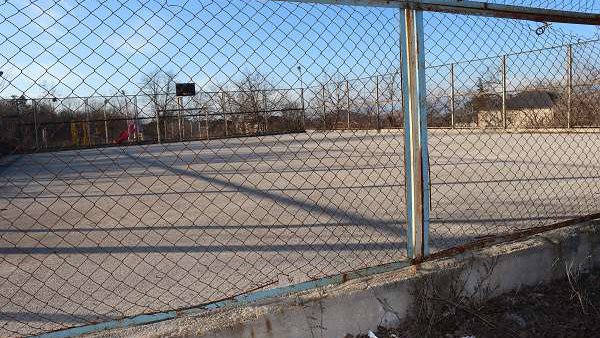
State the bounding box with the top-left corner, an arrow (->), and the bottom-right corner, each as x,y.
477,90 -> 559,128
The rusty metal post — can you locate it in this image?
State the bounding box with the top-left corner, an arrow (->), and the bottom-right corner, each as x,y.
400,7 -> 430,260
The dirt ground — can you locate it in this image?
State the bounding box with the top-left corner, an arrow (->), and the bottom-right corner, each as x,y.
351,269 -> 600,338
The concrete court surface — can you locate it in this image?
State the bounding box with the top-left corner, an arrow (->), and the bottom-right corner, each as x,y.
1,129 -> 599,337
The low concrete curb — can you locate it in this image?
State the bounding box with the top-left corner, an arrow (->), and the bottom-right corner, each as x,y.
85,221 -> 600,338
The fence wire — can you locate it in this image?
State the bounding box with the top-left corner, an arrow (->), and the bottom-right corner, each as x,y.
0,1 -> 407,337
423,11 -> 600,249
0,0 -> 599,337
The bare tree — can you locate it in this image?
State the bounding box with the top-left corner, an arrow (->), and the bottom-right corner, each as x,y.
140,69 -> 176,139
313,74 -> 348,130
141,69 -> 176,113
382,72 -> 402,128
231,71 -> 274,133
214,84 -> 235,136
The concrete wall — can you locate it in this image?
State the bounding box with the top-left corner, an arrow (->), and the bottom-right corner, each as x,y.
85,221 -> 600,338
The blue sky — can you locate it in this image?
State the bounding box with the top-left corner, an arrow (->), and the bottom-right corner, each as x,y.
0,0 -> 597,100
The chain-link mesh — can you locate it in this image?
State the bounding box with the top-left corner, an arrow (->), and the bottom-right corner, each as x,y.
0,1 -> 407,337
1,0 -> 599,337
423,11 -> 600,249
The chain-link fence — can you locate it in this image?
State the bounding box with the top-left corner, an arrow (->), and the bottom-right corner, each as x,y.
0,2 -> 407,337
1,90 -> 304,152
0,0 -> 599,337
423,10 -> 600,250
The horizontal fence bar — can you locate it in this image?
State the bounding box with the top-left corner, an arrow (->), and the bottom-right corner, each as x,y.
280,0 -> 600,25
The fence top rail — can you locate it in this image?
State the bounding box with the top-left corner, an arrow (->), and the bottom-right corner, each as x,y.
279,0 -> 600,25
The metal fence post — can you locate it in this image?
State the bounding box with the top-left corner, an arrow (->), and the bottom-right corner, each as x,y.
336,81 -> 340,129
84,98 -> 92,146
32,98 -> 39,150
322,84 -> 326,129
567,44 -> 573,129
450,63 -> 455,129
346,79 -> 351,129
297,66 -> 306,130
205,107 -> 210,140
502,55 -> 507,129
376,75 -> 381,131
134,95 -> 140,142
103,99 -> 109,144
400,8 -> 430,260
263,92 -> 269,132
155,99 -> 161,144
222,92 -> 228,137
121,95 -> 129,143
177,96 -> 183,140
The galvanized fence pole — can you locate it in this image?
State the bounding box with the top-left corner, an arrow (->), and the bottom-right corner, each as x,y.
177,96 -> 183,141
322,84 -> 326,129
450,63 -> 455,129
336,80 -> 340,129
346,79 -> 351,129
567,44 -> 573,129
400,7 -> 430,260
376,75 -> 381,131
502,55 -> 507,129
